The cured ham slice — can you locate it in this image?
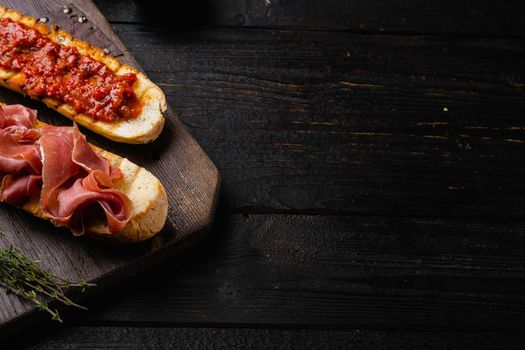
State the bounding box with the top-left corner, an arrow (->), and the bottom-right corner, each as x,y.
0,104 -> 37,129
0,104 -> 131,234
71,126 -> 123,182
0,105 -> 41,174
1,174 -> 42,205
0,105 -> 41,204
39,125 -> 79,210
50,170 -> 131,235
40,125 -> 130,234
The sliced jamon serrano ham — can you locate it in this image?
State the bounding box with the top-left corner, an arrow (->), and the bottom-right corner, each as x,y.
1,174 -> 42,205
71,126 -> 123,182
0,103 -> 167,242
0,104 -> 132,235
40,124 -> 131,234
0,104 -> 37,129
0,105 -> 41,204
50,170 -> 131,235
0,105 -> 41,174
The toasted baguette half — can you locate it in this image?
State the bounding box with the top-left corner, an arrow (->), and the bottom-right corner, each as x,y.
17,120 -> 169,243
0,6 -> 167,144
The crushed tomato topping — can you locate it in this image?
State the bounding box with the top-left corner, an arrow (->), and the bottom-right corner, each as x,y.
0,18 -> 141,122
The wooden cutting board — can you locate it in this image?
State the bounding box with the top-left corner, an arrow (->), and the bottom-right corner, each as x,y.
0,0 -> 220,338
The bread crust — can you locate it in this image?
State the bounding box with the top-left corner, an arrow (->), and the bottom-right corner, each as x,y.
0,6 -> 167,144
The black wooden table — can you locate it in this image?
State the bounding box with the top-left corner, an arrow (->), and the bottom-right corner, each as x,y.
7,0 -> 525,348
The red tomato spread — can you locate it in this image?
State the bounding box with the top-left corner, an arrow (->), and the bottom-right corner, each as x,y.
0,18 -> 141,122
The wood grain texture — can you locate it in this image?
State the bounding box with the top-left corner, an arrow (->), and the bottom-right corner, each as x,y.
0,0 -> 219,338
9,326 -> 525,350
4,0 -> 525,348
59,214 -> 525,331
94,0 -> 525,37
109,24 -> 525,218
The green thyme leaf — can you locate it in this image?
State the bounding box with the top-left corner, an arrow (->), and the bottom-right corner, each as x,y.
0,238 -> 95,322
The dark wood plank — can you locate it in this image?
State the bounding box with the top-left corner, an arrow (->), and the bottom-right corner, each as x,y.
8,326 -> 525,350
109,24 -> 525,218
0,0 -> 219,338
53,214 -> 525,330
94,0 -> 525,37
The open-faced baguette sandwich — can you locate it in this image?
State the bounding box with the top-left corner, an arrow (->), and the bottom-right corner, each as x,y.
0,6 -> 166,144
0,104 -> 168,242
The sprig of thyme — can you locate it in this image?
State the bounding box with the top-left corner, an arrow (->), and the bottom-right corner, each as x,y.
0,231 -> 95,322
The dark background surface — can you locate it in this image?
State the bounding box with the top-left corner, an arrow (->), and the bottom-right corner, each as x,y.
7,0 -> 525,348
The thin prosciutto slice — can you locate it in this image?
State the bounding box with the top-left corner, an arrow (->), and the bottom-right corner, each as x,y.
0,105 -> 41,203
0,104 -> 37,129
40,125 -> 131,234
39,125 -> 79,208
0,104 -> 131,234
71,125 -> 123,182
0,105 -> 41,174
51,170 -> 131,234
1,174 -> 42,204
